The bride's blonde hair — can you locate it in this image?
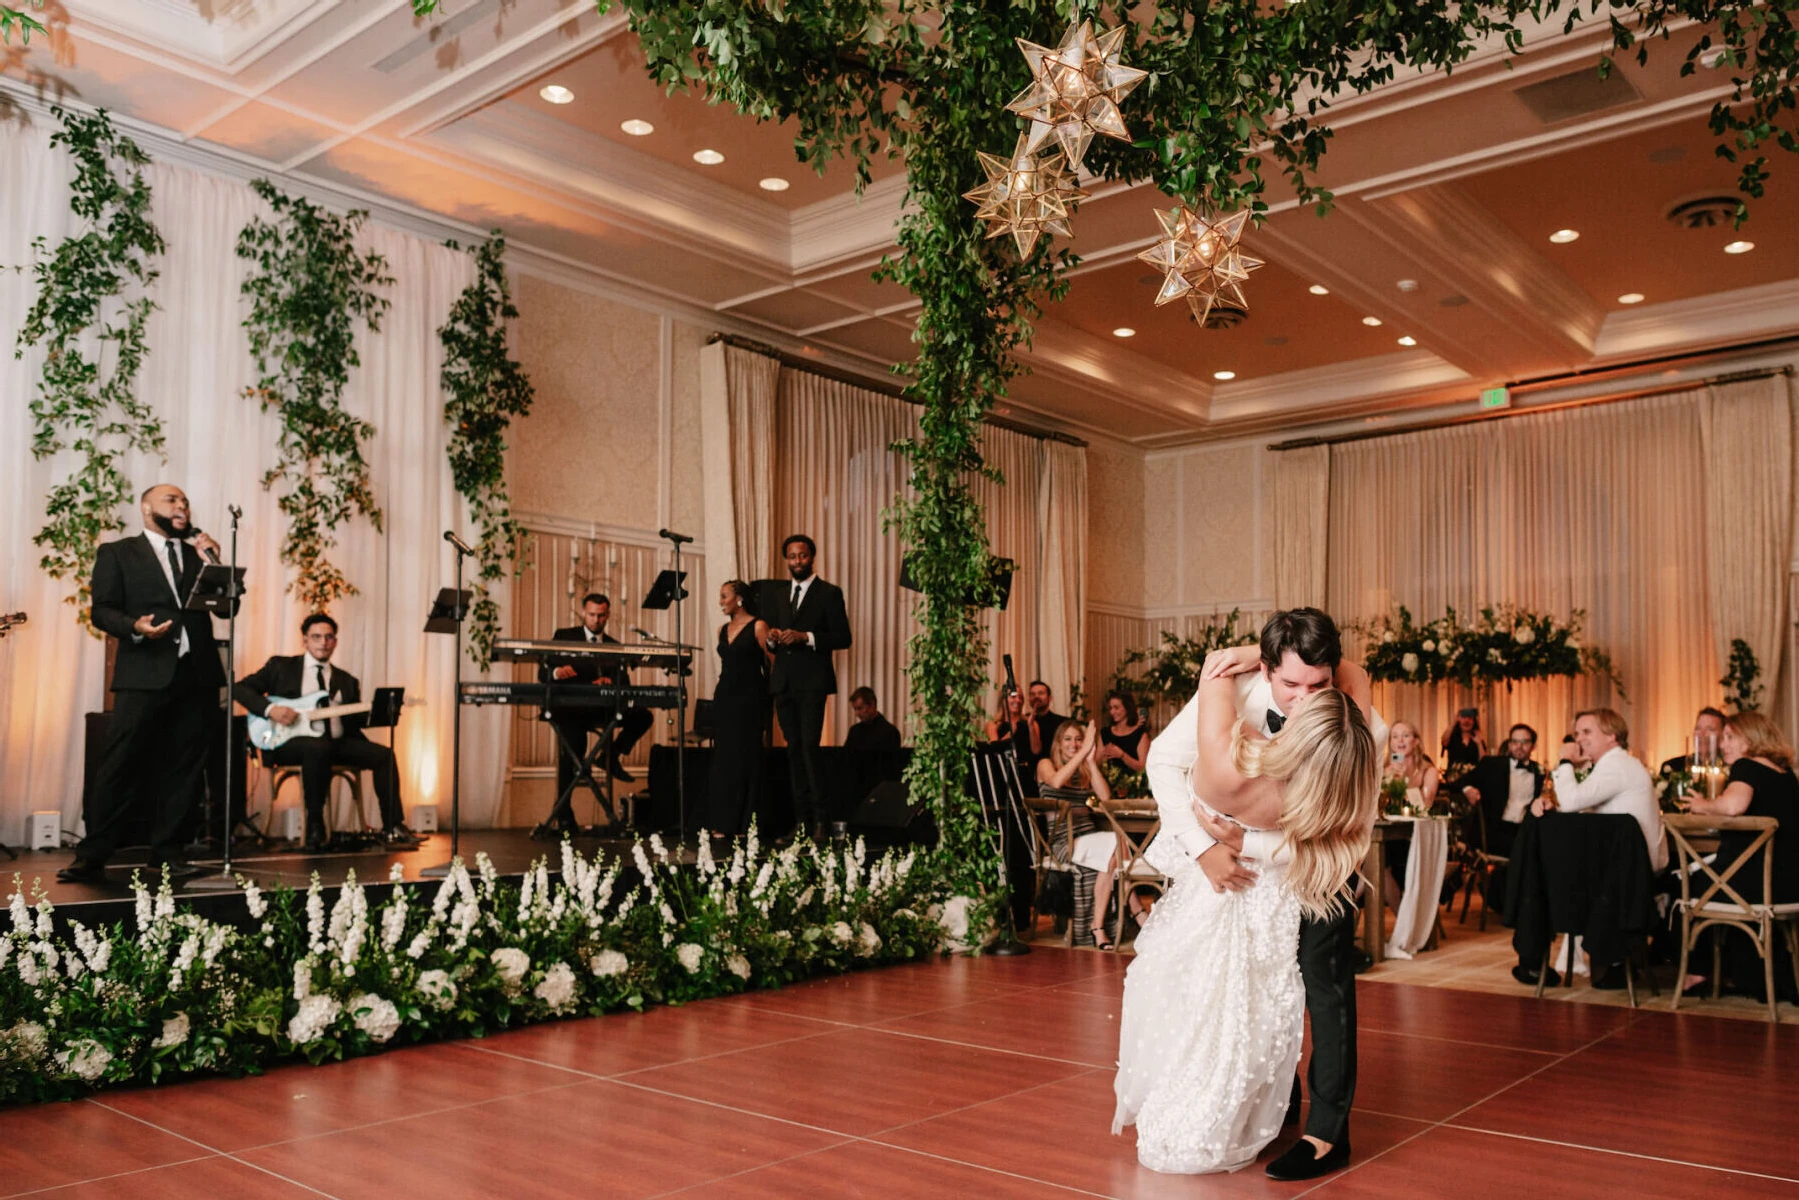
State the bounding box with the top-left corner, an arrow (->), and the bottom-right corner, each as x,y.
1231,689 -> 1379,920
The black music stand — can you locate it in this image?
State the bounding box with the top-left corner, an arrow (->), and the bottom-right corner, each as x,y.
364,687 -> 408,841
187,514 -> 249,894
641,561 -> 691,836
421,583 -> 471,879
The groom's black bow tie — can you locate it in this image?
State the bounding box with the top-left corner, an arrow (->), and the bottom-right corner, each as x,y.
1266,709 -> 1285,733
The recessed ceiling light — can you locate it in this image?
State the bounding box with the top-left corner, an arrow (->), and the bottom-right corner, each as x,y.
1362,316 -> 1383,327
1617,292 -> 1645,305
619,118 -> 655,136
1213,370 -> 1236,381
758,177 -> 790,192
1724,240 -> 1754,254
692,148 -> 725,165
1549,228 -> 1580,244
1396,279 -> 1419,292
1112,327 -> 1136,338
539,85 -> 574,105
1308,284 -> 1330,295
1397,335 -> 1417,346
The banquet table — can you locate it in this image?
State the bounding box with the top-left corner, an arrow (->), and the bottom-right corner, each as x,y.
1362,816 -> 1451,962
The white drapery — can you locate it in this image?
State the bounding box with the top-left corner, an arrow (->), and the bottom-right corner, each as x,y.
698,341 -> 777,604
1272,443 -> 1329,610
0,119 -> 508,844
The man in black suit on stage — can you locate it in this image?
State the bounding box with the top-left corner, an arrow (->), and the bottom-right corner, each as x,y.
767,534 -> 852,838
234,613 -> 418,850
541,593 -> 654,832
60,484 -> 234,885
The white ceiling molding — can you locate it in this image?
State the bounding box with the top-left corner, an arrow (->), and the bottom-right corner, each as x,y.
1023,318 -> 1214,424
788,174 -> 910,273
68,0 -> 344,75
1207,349 -> 1471,425
1592,279 -> 1799,362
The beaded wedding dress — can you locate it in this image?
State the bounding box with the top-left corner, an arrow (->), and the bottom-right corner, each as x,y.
1112,805 -> 1304,1174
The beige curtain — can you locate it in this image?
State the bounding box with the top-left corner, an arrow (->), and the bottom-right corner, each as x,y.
1326,390 -> 1716,767
1701,375 -> 1794,707
699,342 -> 778,600
1037,440 -> 1088,708
1272,444 -> 1330,609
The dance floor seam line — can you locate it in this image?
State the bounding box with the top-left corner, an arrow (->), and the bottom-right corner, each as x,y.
459,1024 -> 844,1081
603,1074 -> 872,1140
862,1067 -> 1110,1141
855,1138 -> 1116,1197
1436,1122 -> 1799,1184
863,1023 -> 1114,1069
639,1139 -> 861,1200
1,1152 -> 221,1199
1350,1025 -> 1569,1057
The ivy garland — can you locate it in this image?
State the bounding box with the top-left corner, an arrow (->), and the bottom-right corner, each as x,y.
0,0 -> 43,44
439,232 -> 535,669
15,106 -> 166,627
237,181 -> 393,614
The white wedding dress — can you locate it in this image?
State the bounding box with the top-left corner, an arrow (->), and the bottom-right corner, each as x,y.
1112,804 -> 1304,1174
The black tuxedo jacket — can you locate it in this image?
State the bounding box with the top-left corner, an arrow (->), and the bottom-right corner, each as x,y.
90,533 -> 228,692
234,655 -> 370,739
1462,753 -> 1543,817
767,577 -> 851,696
541,626 -> 631,686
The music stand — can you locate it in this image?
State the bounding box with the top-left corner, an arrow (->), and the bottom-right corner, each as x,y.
188,511 -> 249,894
421,582 -> 471,879
363,686 -> 405,839
642,559 -> 691,836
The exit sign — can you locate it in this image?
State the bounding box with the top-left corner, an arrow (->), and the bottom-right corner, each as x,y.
1479,386 -> 1511,410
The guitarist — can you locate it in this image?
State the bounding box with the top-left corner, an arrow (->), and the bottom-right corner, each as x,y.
234,614 -> 419,850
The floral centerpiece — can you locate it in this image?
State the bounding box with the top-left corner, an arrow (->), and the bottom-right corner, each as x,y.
1354,604 -> 1623,694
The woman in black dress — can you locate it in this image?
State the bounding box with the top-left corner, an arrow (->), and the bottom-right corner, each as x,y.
1439,707 -> 1487,781
708,579 -> 771,838
1096,691 -> 1150,774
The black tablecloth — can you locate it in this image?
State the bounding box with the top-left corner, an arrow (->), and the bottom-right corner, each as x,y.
642,745 -> 910,836
1504,812 -> 1656,968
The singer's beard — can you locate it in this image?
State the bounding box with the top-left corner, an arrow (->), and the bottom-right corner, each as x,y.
150,513 -> 195,539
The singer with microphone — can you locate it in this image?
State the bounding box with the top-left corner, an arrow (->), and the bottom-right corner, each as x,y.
60,484 -> 237,885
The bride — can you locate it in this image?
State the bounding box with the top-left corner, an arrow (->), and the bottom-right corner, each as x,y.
1113,653 -> 1378,1174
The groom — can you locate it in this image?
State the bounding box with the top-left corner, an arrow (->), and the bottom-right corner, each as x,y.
1143,608 -> 1386,1182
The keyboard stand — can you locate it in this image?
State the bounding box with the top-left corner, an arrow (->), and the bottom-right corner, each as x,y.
538,708 -> 623,837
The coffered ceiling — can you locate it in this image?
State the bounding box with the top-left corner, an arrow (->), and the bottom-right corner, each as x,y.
6,0 -> 1796,447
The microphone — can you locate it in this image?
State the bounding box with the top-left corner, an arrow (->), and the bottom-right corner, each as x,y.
187,525 -> 223,565
1002,653 -> 1018,696
228,504 -> 243,519
658,528 -> 694,544
443,530 -> 475,555
631,626 -> 668,643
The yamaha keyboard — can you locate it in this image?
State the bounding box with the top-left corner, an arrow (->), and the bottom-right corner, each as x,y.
460,681 -> 682,709
491,638 -> 690,670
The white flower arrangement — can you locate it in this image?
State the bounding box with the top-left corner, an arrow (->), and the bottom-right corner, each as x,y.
417,969 -> 458,1010
675,943 -> 705,974
590,949 -> 628,978
288,994 -> 341,1045
154,1013 -> 190,1049
491,947 -> 531,991
725,953 -> 752,981
534,962 -> 578,1013
55,1039 -> 112,1082
349,993 -> 401,1043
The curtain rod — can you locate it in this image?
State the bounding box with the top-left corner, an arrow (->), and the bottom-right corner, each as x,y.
1268,345 -> 1798,453
710,333 -> 1087,448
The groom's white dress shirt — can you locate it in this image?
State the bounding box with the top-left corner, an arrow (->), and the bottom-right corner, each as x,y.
1143,673 -> 1387,878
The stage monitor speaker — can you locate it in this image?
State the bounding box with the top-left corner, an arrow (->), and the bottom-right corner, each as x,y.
898,555 -> 1013,610
29,812 -> 61,851
849,780 -> 936,847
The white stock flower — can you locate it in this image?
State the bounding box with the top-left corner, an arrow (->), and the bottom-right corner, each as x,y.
696,834 -> 716,876
243,880 -> 268,919
855,924 -> 881,957
287,994 -> 341,1045
534,962 -> 578,1013
1400,652 -> 1420,674
417,969 -> 458,1010
590,949 -> 628,978
55,1040 -> 112,1082
648,832 -> 668,861
154,1013 -> 190,1049
492,947 -> 531,990
293,959 -> 314,1001
10,888 -> 31,933
388,863 -> 406,883
675,943 -> 705,973
350,993 -> 401,1043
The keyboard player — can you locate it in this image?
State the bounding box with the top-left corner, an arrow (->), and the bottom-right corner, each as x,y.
543,594 -> 655,831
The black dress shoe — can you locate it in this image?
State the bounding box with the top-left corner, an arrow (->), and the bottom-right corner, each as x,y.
1511,964 -> 1562,987
56,861 -> 106,885
1265,1139 -> 1351,1181
607,756 -> 636,783
1590,962 -> 1628,990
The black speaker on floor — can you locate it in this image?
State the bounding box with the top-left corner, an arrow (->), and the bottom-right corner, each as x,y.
848,780 -> 937,848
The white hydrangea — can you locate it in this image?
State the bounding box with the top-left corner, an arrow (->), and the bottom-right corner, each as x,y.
153,1013 -> 190,1049
349,993 -> 401,1043
492,947 -> 531,990
1514,626 -> 1535,645
829,921 -> 853,947
590,949 -> 628,978
55,1039 -> 112,1082
1420,639 -> 1436,653
4,1021 -> 47,1061
724,953 -> 751,981
287,994 -> 341,1045
856,923 -> 881,957
417,969 -> 458,1010
675,943 -> 705,973
1401,652 -> 1420,675
534,962 -> 577,1013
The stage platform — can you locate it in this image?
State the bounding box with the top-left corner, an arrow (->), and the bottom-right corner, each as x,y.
0,948 -> 1791,1196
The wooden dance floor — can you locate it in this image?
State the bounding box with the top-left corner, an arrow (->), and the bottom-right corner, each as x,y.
4,948 -> 1794,1198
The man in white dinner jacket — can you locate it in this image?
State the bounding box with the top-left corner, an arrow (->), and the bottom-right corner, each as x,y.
1142,608 -> 1387,1183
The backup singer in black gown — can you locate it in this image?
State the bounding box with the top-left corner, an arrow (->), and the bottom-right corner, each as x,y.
708,579 -> 771,837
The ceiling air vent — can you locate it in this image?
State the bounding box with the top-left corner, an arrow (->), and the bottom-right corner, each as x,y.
1190,303 -> 1247,330
1665,195 -> 1745,230
1512,67 -> 1641,125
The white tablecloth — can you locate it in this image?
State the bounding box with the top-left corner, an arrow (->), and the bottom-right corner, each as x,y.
1386,816 -> 1450,959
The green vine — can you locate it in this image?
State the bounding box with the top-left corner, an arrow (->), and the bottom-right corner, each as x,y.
15,106 -> 166,627
1720,637 -> 1764,712
237,180 -> 392,613
440,232 -> 535,669
0,1 -> 44,44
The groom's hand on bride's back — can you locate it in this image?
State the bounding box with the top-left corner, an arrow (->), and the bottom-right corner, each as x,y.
1195,806 -> 1255,892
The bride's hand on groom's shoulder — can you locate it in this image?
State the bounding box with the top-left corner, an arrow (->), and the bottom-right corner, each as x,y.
1200,645 -> 1261,681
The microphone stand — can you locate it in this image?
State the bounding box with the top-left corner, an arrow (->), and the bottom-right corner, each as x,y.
190,507 -> 244,893
422,541 -> 468,879
664,532 -> 689,842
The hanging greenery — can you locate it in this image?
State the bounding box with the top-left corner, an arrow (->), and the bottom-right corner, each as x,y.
0,1 -> 44,43
1720,637 -> 1764,713
1353,604 -> 1624,694
440,232 -> 535,669
15,106 -> 166,627
237,180 -> 393,614
1109,610 -> 1261,718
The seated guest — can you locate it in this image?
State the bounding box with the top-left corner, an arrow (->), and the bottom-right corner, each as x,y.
1037,719 -> 1122,950
542,593 -> 655,832
1021,680 -> 1068,780
1660,706 -> 1727,776
1680,711 -> 1799,997
1460,723 -> 1543,860
1382,721 -> 1439,902
843,685 -> 902,751
1096,691 -> 1150,774
1439,706 -> 1487,781
985,686 -> 1029,746
236,614 -> 417,850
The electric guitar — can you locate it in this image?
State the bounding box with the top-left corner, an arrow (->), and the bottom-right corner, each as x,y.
247,690 -> 373,752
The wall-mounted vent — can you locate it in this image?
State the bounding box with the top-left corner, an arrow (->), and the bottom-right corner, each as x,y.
1513,67 -> 1641,125
1191,303 -> 1247,330
1665,194 -> 1745,229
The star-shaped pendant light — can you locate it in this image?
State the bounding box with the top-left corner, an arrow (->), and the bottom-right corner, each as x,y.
1006,20 -> 1148,170
962,134 -> 1088,256
1135,205 -> 1265,324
